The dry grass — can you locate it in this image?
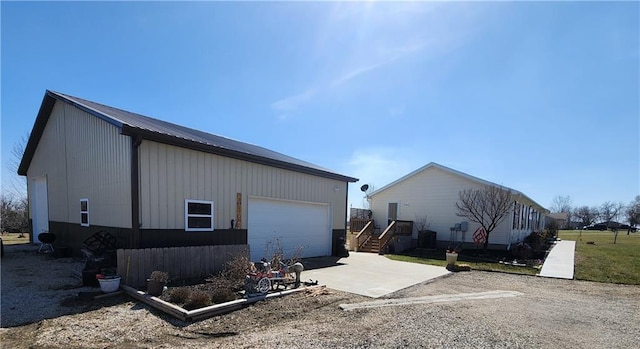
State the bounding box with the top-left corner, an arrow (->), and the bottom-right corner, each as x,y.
1,232 -> 30,245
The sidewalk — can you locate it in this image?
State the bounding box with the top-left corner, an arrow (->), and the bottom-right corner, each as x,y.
539,240 -> 575,279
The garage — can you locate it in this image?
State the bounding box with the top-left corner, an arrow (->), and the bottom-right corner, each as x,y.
248,197 -> 331,261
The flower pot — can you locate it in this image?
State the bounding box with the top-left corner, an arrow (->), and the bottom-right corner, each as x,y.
445,252 -> 458,266
98,276 -> 121,293
147,279 -> 166,296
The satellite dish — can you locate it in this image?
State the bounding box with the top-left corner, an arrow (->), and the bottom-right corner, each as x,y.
360,184 -> 369,192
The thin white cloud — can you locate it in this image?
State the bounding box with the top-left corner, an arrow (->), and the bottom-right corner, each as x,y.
270,2 -> 474,119
331,61 -> 388,87
332,39 -> 426,87
271,39 -> 425,117
270,89 -> 315,112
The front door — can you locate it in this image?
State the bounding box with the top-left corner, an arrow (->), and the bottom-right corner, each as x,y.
32,176 -> 49,243
387,202 -> 398,224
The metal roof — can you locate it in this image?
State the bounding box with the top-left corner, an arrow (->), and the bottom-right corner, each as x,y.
18,90 -> 358,183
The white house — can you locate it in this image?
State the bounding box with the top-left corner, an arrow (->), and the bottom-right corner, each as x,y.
367,162 -> 547,250
18,90 -> 357,260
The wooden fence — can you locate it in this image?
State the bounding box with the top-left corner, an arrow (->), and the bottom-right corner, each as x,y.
349,218 -> 370,233
116,245 -> 249,288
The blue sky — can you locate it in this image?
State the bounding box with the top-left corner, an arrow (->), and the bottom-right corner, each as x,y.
1,1 -> 638,212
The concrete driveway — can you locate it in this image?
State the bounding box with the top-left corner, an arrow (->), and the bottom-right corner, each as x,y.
301,252 -> 450,298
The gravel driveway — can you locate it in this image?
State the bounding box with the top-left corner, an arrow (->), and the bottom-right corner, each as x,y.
1,243 -> 639,348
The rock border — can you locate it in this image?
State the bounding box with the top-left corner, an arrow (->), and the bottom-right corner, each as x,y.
120,284 -> 324,322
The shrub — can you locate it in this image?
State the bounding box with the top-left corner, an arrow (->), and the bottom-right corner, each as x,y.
524,231 -> 551,251
183,290 -> 211,310
223,254 -> 254,290
149,271 -> 169,283
168,287 -> 191,304
211,286 -> 236,304
206,275 -> 237,304
511,242 -> 533,259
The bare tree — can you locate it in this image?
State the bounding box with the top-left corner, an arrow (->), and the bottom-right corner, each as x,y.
625,196 -> 640,235
455,185 -> 513,250
600,201 -> 626,244
573,206 -> 599,227
414,214 -> 430,233
5,133 -> 29,200
550,195 -> 572,213
1,194 -> 29,234
599,201 -> 624,226
550,195 -> 572,229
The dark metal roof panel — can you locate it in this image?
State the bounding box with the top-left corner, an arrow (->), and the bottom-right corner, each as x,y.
43,91 -> 357,182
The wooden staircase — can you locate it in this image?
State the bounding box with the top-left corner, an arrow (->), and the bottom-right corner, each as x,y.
355,220 -> 414,254
358,234 -> 381,253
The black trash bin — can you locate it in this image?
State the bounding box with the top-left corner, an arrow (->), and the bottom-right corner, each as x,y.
334,235 -> 349,258
418,230 -> 437,248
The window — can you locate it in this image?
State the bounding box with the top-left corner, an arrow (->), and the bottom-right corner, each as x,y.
185,199 -> 214,231
512,201 -> 518,230
80,199 -> 89,227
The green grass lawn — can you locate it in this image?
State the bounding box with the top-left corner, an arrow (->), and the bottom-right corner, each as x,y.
558,229 -> 640,285
387,250 -> 540,276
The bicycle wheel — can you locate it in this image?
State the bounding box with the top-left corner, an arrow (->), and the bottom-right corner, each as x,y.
257,277 -> 271,293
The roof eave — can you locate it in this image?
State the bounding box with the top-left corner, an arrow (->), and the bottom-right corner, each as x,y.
18,92 -> 56,175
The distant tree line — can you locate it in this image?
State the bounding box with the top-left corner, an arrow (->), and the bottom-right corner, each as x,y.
2,134 -> 29,234
550,195 -> 640,233
1,194 -> 29,234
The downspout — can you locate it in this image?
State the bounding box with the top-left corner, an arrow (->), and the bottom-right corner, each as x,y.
131,134 -> 142,248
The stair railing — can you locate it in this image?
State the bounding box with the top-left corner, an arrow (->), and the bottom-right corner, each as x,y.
355,220 -> 374,252
378,221 -> 396,252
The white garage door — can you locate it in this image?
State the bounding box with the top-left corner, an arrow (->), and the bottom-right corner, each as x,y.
248,197 -> 331,262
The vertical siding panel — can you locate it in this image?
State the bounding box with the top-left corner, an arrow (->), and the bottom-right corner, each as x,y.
31,102 -> 131,229
204,154 -> 212,201
157,144 -> 168,228
197,151 -> 205,196
191,152 -> 196,198
175,148 -> 184,228
131,140 -> 347,231
227,158 -> 234,225
222,157 -> 229,227
143,142 -> 151,228
149,143 -> 159,228
166,146 -> 176,228
220,158 -> 227,229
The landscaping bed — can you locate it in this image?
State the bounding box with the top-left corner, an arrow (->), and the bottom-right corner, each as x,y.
389,247 -> 546,275
389,230 -> 556,275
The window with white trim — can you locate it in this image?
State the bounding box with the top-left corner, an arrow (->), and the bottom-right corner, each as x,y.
185,199 -> 214,231
80,199 -> 89,227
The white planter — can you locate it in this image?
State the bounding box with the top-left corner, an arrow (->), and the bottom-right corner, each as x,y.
445,252 -> 458,266
98,276 -> 121,293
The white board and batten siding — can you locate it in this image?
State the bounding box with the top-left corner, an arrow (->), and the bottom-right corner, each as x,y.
25,100 -> 132,230
370,166 -> 512,246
